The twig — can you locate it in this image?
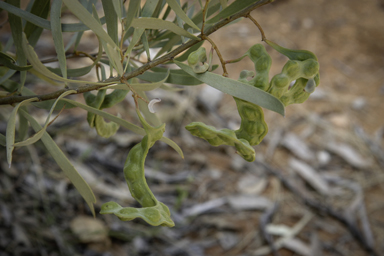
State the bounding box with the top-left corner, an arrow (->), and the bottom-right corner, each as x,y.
0,0 -> 274,106
201,35 -> 228,76
254,212 -> 313,256
247,14 -> 267,41
260,203 -> 281,256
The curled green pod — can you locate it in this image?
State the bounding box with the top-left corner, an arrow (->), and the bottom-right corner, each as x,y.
100,199 -> 174,227
94,115 -> 119,138
268,59 -> 319,99
246,44 -> 272,91
265,39 -> 320,103
230,44 -> 270,146
185,122 -> 255,162
234,98 -> 268,146
187,47 -> 209,73
84,89 -> 106,127
100,111 -> 174,227
280,73 -> 320,106
84,89 -> 128,136
238,70 -> 255,84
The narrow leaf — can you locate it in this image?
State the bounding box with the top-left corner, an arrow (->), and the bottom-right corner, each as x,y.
134,69 -> 169,90
159,84 -> 184,92
0,69 -> 17,85
0,1 -> 107,32
51,0 -> 67,83
24,0 -> 50,47
190,1 -> 221,27
62,0 -> 118,47
125,0 -> 140,29
219,0 -> 228,8
58,32 -> 103,77
6,97 -> 38,167
6,0 -> 27,90
14,90 -> 77,148
19,109 -> 96,216
0,52 -> 31,71
131,18 -> 199,40
141,31 -> 151,61
141,0 -> 159,17
154,34 -> 181,59
166,0 -> 200,31
101,0 -> 119,44
207,0 -> 256,24
111,0 -> 122,20
48,65 -> 94,77
138,66 -> 216,86
124,28 -> 145,59
18,107 -> 29,141
27,68 -> 61,86
92,5 -> 123,76
64,0 -> 97,51
175,61 -> 285,116
21,33 -> 111,85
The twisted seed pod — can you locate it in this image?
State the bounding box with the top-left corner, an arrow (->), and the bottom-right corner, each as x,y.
234,98 -> 268,146
233,44 -> 270,146
280,77 -> 316,106
100,111 -> 174,227
247,44 -> 272,91
265,39 -> 320,105
268,59 -> 319,99
94,115 -> 119,138
100,201 -> 172,226
187,47 -> 209,73
185,122 -> 255,162
238,70 -> 255,83
84,89 -> 106,127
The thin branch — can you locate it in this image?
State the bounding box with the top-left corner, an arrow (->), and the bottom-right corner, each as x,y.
260,203 -> 281,256
202,35 -> 228,76
0,0 -> 274,106
247,14 -> 267,41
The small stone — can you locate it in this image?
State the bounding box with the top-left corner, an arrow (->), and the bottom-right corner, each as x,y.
217,232 -> 239,250
317,150 -> 331,166
351,97 -> 367,110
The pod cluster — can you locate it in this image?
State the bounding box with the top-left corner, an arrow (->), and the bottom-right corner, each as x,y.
186,42 -> 320,162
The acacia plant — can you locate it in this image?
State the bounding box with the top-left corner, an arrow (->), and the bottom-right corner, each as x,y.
0,0 -> 319,227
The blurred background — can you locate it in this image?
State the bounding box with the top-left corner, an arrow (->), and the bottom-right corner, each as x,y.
0,0 -> 384,255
